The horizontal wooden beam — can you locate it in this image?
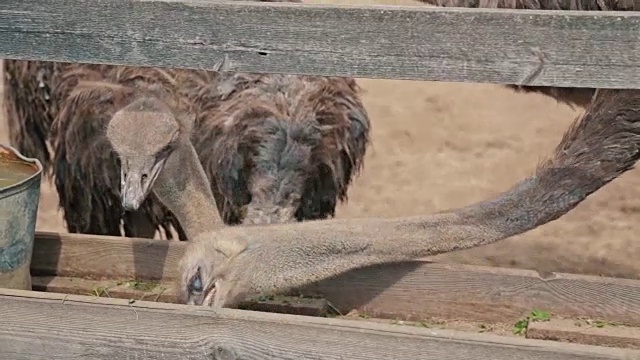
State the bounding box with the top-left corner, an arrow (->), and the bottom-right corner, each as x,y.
32,232 -> 180,281
2,1 -> 640,88
31,275 -> 640,349
1,289 -> 638,359
527,318 -> 640,350
31,275 -> 177,303
31,276 -> 331,317
31,231 -> 640,327
31,276 -> 640,349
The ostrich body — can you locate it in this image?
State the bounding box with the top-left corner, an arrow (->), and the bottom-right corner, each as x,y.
11,61 -> 369,239
107,85 -> 640,308
4,60 -> 177,238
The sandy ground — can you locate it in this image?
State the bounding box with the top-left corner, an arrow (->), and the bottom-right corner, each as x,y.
2,0 -> 640,280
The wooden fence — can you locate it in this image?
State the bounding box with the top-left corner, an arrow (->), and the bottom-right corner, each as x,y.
3,0 -> 640,359
2,0 -> 640,87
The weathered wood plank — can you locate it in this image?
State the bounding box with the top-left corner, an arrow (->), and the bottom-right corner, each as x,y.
527,318 -> 640,350
1,289 -> 638,360
300,262 -> 640,327
31,275 -> 331,317
30,276 -> 640,349
31,232 -> 179,280
31,275 -> 176,303
31,232 -> 640,326
2,0 -> 640,87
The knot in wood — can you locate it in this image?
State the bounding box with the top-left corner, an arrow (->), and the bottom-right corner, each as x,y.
210,344 -> 238,360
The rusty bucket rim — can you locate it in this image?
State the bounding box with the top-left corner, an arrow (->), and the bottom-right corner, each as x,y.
0,144 -> 43,192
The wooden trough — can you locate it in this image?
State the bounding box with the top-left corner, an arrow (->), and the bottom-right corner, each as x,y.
3,0 -> 640,358
4,232 -> 640,358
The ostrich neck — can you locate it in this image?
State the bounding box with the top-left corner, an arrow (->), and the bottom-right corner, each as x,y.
154,141 -> 221,240
230,164 -> 619,300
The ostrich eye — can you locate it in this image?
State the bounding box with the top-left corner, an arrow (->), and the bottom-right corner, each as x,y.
189,269 -> 203,294
157,141 -> 175,160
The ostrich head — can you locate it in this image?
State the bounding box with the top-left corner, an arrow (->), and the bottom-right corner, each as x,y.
178,223 -> 252,307
240,118 -> 322,226
107,94 -> 191,211
199,73 -> 365,227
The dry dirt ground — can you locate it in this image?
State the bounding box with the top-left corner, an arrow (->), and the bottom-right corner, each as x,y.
2,1 -> 640,280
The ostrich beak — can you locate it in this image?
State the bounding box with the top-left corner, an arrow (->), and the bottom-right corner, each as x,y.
202,286 -> 217,306
183,279 -> 217,306
120,156 -> 167,211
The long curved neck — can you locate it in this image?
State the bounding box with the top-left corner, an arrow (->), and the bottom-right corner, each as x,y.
154,140 -> 222,240
221,89 -> 640,303
388,164 -> 607,255
234,165 -> 611,297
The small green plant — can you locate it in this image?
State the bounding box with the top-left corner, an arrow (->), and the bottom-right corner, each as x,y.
89,286 -> 110,298
594,320 -> 607,328
119,279 -> 159,291
415,320 -> 430,328
254,294 -> 276,302
585,319 -> 616,328
530,309 -> 551,321
513,319 -> 528,335
513,309 -> 550,335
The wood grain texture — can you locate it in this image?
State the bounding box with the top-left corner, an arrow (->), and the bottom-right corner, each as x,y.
31,232 -> 181,280
29,276 -> 640,349
527,318 -> 640,350
31,276 -> 176,303
31,276 -> 331,317
301,262 -> 640,327
31,232 -> 640,326
2,0 -> 640,87
1,289 -> 639,360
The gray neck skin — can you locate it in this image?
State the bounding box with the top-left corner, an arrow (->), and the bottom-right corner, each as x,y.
227,165 -> 604,298
153,140 -> 222,240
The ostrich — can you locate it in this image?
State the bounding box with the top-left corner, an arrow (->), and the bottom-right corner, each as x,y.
2,0 -> 366,240
22,62 -> 369,239
418,0 -> 636,109
44,62 -> 186,239
4,60 -> 181,238
106,86 -> 640,308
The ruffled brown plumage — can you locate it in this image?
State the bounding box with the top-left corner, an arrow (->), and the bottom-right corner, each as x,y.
48,64 -> 188,238
4,61 -> 370,238
190,73 -> 369,224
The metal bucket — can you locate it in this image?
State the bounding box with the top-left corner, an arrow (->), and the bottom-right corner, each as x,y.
0,144 -> 42,290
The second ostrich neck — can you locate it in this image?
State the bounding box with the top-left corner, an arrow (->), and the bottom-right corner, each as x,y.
236,164 -> 602,296
154,140 -> 218,240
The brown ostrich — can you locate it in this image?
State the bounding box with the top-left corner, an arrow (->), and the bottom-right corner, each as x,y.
2,0 -> 363,240
8,61 -> 369,240
420,0 -> 637,109
106,87 -> 640,308
44,62 -> 187,239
